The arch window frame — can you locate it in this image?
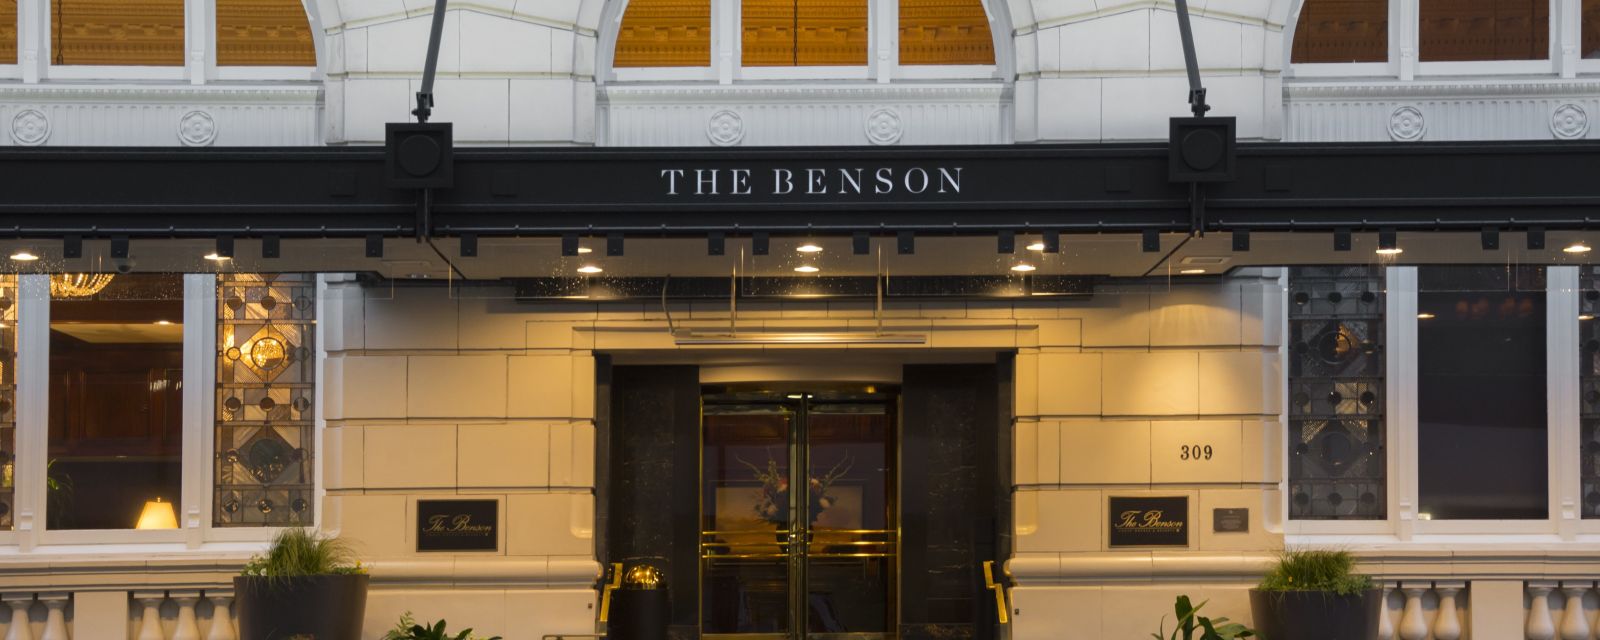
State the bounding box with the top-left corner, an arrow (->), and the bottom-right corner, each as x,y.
1286,0 -> 1588,80
0,0 -> 322,84
602,0 -> 1001,84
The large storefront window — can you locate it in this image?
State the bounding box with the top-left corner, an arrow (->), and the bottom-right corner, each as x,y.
1287,266 -> 1388,520
1291,0 -> 1389,63
614,0 -> 712,67
51,0 -> 187,66
1419,0 -> 1549,62
47,273 -> 184,530
215,0 -> 317,66
34,0 -> 314,70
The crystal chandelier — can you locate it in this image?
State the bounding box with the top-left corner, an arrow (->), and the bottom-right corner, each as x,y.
50,273 -> 115,298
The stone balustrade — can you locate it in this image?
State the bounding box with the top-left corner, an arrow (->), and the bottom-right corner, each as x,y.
1371,581 -> 1466,640
0,588 -> 235,640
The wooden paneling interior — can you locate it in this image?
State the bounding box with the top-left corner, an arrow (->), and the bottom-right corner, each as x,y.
742,0 -> 867,66
1,0 -> 17,64
1419,0 -> 1548,61
216,0 -> 315,66
615,0 -> 711,67
1290,0 -> 1388,63
899,0 -> 993,65
52,0 -> 184,65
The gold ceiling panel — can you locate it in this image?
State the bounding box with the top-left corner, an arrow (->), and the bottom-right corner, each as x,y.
1290,0 -> 1388,63
615,0 -> 712,67
217,0 -> 316,66
743,0 -> 867,66
53,0 -> 185,66
1,0 -> 16,64
898,0 -> 993,65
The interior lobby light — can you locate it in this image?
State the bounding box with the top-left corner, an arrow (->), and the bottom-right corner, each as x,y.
135,497 -> 178,530
794,265 -> 820,273
204,252 -> 230,261
1417,313 -> 1436,320
1582,315 -> 1596,321
9,251 -> 38,262
1375,247 -> 1404,256
1025,242 -> 1046,251
154,320 -> 173,325
577,265 -> 603,274
1180,269 -> 1206,275
797,242 -> 823,253
1565,242 -> 1592,254
577,247 -> 593,254
1010,264 -> 1036,272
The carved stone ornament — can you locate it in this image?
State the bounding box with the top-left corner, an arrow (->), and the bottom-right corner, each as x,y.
1552,104 -> 1589,140
1388,106 -> 1425,142
705,109 -> 744,147
178,110 -> 218,147
10,109 -> 50,146
865,108 -> 903,146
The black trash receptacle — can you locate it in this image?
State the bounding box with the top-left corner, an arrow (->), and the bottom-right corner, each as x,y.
609,588 -> 669,640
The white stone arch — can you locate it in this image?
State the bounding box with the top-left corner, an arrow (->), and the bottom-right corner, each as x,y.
591,0 -> 1017,83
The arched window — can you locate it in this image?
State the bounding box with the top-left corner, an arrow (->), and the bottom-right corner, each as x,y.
612,0 -> 995,71
42,0 -> 315,67
1290,0 -> 1388,63
216,0 -> 317,66
1419,0 -> 1548,61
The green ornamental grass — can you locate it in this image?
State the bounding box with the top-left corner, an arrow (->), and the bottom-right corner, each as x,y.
1257,549 -> 1373,595
240,528 -> 366,585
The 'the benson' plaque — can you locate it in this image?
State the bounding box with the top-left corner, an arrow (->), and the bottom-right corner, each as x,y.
1108,496 -> 1189,547
417,499 -> 498,552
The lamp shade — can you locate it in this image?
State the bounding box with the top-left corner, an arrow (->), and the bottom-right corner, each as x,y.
136,498 -> 178,530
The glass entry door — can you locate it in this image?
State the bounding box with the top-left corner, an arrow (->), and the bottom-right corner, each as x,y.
700,388 -> 897,640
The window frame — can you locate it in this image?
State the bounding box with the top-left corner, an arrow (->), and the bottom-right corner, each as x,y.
1286,0 -> 1574,79
603,0 -> 999,83
1283,266 -> 1584,542
6,273 -> 319,553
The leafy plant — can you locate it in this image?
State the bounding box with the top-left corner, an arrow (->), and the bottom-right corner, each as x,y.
1257,549 -> 1373,595
382,612 -> 502,640
240,528 -> 365,584
1152,596 -> 1255,640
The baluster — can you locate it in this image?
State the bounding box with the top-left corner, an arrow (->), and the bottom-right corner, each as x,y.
1528,582 -> 1557,640
1432,582 -> 1463,640
204,591 -> 235,640
3,595 -> 34,640
170,591 -> 201,640
133,591 -> 167,640
1398,584 -> 1430,640
1559,582 -> 1593,640
1377,583 -> 1396,640
35,594 -> 67,640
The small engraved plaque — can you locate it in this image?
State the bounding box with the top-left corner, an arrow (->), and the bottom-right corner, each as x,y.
417,499 -> 498,552
1213,508 -> 1249,533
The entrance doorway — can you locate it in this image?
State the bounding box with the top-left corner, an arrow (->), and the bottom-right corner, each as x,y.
699,387 -> 897,640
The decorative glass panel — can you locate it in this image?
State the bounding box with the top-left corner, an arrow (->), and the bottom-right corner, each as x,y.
215,274 -> 315,527
0,277 -> 14,531
1419,0 -> 1549,62
742,0 -> 868,66
51,0 -> 185,66
1287,266 -> 1386,520
216,0 -> 316,66
614,0 -> 712,67
1290,0 -> 1388,63
1581,268 -> 1600,518
899,0 -> 994,65
1586,0 -> 1600,59
1,0 -> 17,64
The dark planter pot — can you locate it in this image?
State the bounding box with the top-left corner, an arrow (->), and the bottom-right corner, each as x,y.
1249,589 -> 1382,640
235,574 -> 369,640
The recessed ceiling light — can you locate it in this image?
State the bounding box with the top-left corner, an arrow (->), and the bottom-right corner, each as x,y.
577,247 -> 593,254
1025,242 -> 1046,251
797,243 -> 823,253
1179,268 -> 1207,275
786,394 -> 804,399
154,320 -> 173,325
1417,313 -> 1435,319
1010,264 -> 1037,272
794,265 -> 820,273
204,252 -> 231,261
1565,242 -> 1592,254
9,251 -> 38,262
1583,314 -> 1596,321
577,265 -> 603,274
1375,247 -> 1403,256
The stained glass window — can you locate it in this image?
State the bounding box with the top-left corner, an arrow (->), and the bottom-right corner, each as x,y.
1287,266 -> 1387,520
899,0 -> 994,65
2,0 -> 17,64
614,0 -> 712,67
1581,267 -> 1600,518
216,0 -> 316,66
1586,0 -> 1600,60
1419,0 -> 1549,62
0,278 -> 14,531
741,0 -> 868,66
51,0 -> 186,66
1290,0 -> 1388,63
215,274 -> 315,527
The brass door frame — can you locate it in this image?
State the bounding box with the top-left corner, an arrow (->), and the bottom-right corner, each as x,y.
699,387 -> 899,640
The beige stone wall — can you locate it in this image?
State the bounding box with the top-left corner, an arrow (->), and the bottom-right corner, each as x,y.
320,270 -> 1286,639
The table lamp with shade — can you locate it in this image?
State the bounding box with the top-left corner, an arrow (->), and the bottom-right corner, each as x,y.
136,497 -> 178,530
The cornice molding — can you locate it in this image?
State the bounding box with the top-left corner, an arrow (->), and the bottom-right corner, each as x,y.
0,83 -> 324,105
1286,78 -> 1600,100
600,82 -> 1011,106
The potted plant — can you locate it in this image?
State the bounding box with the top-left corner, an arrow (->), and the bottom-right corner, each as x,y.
1153,595 -> 1255,640
382,612 -> 502,640
1250,549 -> 1382,640
235,528 -> 370,640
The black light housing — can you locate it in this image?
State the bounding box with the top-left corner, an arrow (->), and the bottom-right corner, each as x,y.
753,232 -> 770,256
607,233 -> 624,257
1333,228 -> 1352,252
366,234 -> 384,258
262,234 -> 281,259
998,230 -> 1015,254
1142,229 -> 1160,253
1378,228 -> 1398,252
63,235 -> 82,259
1168,117 -> 1237,183
1232,228 -> 1250,252
110,236 -> 130,259
1528,227 -> 1546,250
215,235 -> 235,259
561,233 -> 580,257
708,232 -> 725,256
1042,230 -> 1060,253
897,230 -> 915,255
1481,227 -> 1499,251
853,232 -> 870,255
384,122 -> 454,189
459,233 -> 478,258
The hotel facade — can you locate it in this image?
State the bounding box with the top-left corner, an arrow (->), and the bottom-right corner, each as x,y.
0,0 -> 1598,638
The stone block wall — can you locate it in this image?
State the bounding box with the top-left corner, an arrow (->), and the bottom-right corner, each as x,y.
320,270 -> 1285,638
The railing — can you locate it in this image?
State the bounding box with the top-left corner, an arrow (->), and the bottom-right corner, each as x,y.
1373,581 -> 1466,640
0,588 -> 236,640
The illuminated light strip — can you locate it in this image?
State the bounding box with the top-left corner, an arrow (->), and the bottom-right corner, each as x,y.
673,332 -> 927,345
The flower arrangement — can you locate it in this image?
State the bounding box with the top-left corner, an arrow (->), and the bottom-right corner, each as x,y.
739,452 -> 853,526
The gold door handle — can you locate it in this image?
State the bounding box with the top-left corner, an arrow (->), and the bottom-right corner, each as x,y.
982,560 -> 1009,625
598,562 -> 624,623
